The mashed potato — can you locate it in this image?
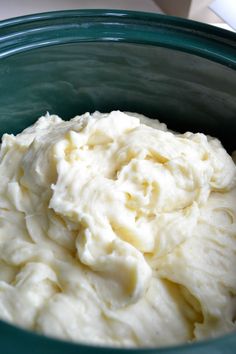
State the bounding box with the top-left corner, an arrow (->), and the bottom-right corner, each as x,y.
0,111 -> 235,347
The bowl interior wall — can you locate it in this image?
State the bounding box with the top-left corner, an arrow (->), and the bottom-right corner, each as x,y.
0,42 -> 235,150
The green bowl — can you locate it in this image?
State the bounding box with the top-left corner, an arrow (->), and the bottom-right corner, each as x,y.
0,9 -> 235,354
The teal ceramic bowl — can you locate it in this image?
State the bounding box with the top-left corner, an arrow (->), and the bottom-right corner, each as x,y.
0,9 -> 235,354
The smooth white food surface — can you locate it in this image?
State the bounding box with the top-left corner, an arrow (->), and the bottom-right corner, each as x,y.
0,111 -> 235,347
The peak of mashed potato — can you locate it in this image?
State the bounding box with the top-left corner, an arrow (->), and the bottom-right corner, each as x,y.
0,110 -> 235,347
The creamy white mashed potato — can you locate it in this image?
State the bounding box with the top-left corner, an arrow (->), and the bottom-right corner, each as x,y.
0,111 -> 235,347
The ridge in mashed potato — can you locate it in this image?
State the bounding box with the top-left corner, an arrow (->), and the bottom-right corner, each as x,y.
0,110 -> 235,347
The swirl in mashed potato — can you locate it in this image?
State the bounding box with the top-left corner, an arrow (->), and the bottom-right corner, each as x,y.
0,111 -> 235,347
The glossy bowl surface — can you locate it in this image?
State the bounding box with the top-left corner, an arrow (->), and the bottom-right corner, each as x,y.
0,9 -> 236,354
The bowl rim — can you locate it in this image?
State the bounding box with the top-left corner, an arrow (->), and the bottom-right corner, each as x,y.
0,8 -> 236,353
0,9 -> 235,68
1,316 -> 236,354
